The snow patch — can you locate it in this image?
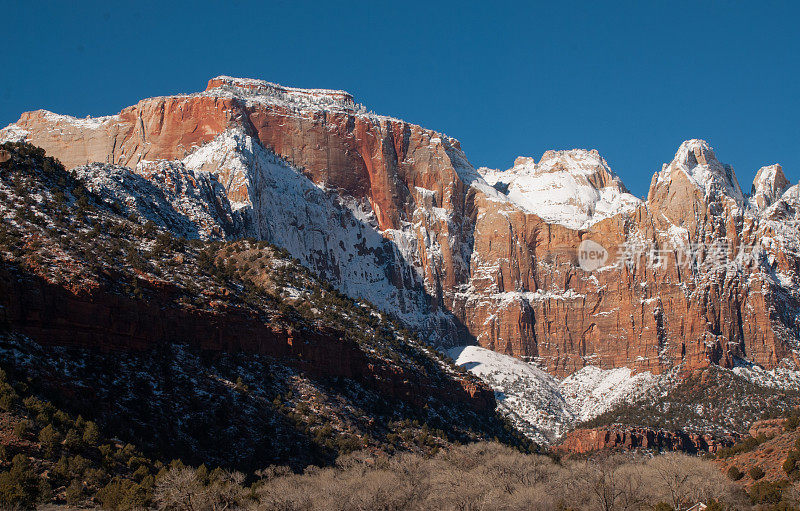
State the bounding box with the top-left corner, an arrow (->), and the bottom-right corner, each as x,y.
445,345 -> 662,443
480,149 -> 641,230
0,124 -> 29,143
560,366 -> 659,422
446,346 -> 573,444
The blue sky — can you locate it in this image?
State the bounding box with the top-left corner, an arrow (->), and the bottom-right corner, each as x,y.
2,0 -> 798,196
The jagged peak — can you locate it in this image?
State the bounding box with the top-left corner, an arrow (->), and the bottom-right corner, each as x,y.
763,183 -> 800,221
500,148 -> 631,193
480,148 -> 640,230
751,164 -> 790,210
672,139 -> 717,168
753,163 -> 786,188
652,139 -> 744,204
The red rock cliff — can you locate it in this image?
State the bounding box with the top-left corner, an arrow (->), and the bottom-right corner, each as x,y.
2,77 -> 798,378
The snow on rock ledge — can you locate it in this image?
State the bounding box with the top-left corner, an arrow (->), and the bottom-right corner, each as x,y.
559,366 -> 660,423
446,345 -> 574,444
446,345 -> 662,444
649,139 -> 745,205
751,164 -> 790,210
479,149 -> 641,230
205,76 -> 358,112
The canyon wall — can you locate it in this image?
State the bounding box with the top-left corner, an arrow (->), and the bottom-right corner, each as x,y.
3,76 -> 798,377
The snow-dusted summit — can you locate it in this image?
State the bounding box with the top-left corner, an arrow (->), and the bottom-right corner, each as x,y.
751,164 -> 791,210
479,149 -> 641,230
650,139 -> 745,204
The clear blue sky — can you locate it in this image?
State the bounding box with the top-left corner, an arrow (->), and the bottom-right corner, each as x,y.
2,0 -> 798,196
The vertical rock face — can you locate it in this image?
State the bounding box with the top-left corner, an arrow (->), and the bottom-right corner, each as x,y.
2,77 -> 799,378
554,426 -> 734,454
751,164 -> 791,210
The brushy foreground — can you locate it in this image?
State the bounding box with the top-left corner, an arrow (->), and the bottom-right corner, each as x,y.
149,442 -> 775,511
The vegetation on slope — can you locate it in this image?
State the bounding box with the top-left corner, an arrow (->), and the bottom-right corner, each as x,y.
581,366 -> 800,436
0,142 -> 533,476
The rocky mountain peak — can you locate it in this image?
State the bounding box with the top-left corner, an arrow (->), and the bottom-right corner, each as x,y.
480,148 -> 640,230
674,138 -> 717,168
512,156 -> 535,167
536,149 -> 620,187
650,139 -> 744,204
751,163 -> 790,210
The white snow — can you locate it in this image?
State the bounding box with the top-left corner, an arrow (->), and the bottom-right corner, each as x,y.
0,124 -> 29,143
733,362 -> 800,391
479,149 -> 641,230
74,160 -> 239,240
656,139 -> 745,204
560,365 -> 659,422
446,346 -> 574,444
181,128 -> 456,338
41,110 -> 119,129
199,76 -> 367,116
446,345 -> 662,444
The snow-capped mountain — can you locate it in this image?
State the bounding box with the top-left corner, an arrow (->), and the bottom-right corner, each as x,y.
479,149 -> 641,230
751,164 -> 791,210
3,77 -> 800,445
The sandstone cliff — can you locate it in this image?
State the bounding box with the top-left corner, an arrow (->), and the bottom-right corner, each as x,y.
2,76 -> 798,378
554,426 -> 734,455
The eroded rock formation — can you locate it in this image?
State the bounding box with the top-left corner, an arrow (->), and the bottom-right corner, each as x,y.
2,77 -> 798,377
554,426 -> 735,454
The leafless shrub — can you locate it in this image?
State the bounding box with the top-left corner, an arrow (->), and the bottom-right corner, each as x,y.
641,452 -> 745,510
247,443 -> 756,510
154,467 -> 204,511
155,467 -> 247,511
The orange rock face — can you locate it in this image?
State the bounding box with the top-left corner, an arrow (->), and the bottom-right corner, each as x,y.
3,77 -> 798,378
554,426 -> 735,454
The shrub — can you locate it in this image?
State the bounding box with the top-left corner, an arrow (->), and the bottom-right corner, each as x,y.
716,434 -> 769,458
0,392 -> 16,411
13,420 -> 28,438
96,478 -> 149,511
749,466 -> 766,480
38,423 -> 62,459
83,421 -> 101,445
727,465 -> 744,480
784,452 -> 798,475
64,427 -> 83,451
65,479 -> 85,505
749,479 -> 787,505
785,410 -> 800,431
0,454 -> 41,507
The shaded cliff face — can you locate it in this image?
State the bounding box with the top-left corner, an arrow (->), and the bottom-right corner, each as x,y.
2,77 -> 799,378
0,143 -> 529,468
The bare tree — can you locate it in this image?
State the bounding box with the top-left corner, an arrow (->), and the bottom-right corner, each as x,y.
643,452 -> 739,510
567,456 -> 646,511
154,467 -> 204,511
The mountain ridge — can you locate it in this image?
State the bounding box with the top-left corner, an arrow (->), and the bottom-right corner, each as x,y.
2,77 -> 798,382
